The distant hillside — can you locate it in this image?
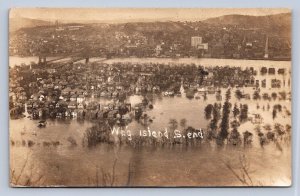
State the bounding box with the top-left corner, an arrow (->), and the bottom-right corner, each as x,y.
10,13 -> 291,35
122,21 -> 194,33
203,13 -> 291,37
9,17 -> 53,32
9,13 -> 291,60
203,13 -> 290,27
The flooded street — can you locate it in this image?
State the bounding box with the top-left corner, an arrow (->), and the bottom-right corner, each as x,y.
10,92 -> 291,186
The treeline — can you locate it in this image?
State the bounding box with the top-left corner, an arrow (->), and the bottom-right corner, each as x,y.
204,89 -> 249,145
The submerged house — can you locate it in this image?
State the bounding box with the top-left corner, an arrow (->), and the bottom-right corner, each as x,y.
268,68 -> 275,75
72,110 -> 78,118
108,110 -> 119,119
77,95 -> 85,104
77,103 -> 85,109
68,101 -> 77,109
70,94 -> 77,102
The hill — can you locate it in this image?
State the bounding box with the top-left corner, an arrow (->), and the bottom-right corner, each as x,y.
9,17 -> 53,32
203,13 -> 291,37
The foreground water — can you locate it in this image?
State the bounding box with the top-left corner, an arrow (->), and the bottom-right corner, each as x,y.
10,95 -> 291,186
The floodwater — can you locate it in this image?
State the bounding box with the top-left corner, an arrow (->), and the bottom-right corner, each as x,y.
9,57 -> 291,187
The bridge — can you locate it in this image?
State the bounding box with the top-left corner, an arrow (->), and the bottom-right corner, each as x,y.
37,56 -> 90,66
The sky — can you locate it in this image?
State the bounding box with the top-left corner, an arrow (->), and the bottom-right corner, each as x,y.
9,8 -> 291,23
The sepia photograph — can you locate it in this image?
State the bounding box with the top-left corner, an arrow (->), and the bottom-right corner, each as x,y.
9,8 -> 291,187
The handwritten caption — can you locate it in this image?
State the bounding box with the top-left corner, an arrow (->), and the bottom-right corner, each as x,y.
110,126 -> 204,141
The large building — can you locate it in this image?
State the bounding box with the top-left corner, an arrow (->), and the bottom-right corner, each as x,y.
191,36 -> 209,51
191,36 -> 203,47
197,43 -> 208,50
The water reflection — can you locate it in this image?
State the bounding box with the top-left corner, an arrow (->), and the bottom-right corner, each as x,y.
10,92 -> 291,186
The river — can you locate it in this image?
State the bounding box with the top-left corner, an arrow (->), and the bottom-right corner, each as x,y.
9,56 -> 291,69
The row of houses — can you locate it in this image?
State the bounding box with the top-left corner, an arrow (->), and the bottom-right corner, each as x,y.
27,100 -> 132,120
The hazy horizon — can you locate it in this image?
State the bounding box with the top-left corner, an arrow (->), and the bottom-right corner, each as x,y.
10,8 -> 290,23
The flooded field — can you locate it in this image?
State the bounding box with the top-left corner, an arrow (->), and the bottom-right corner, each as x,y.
10,95 -> 291,186
9,57 -> 291,187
